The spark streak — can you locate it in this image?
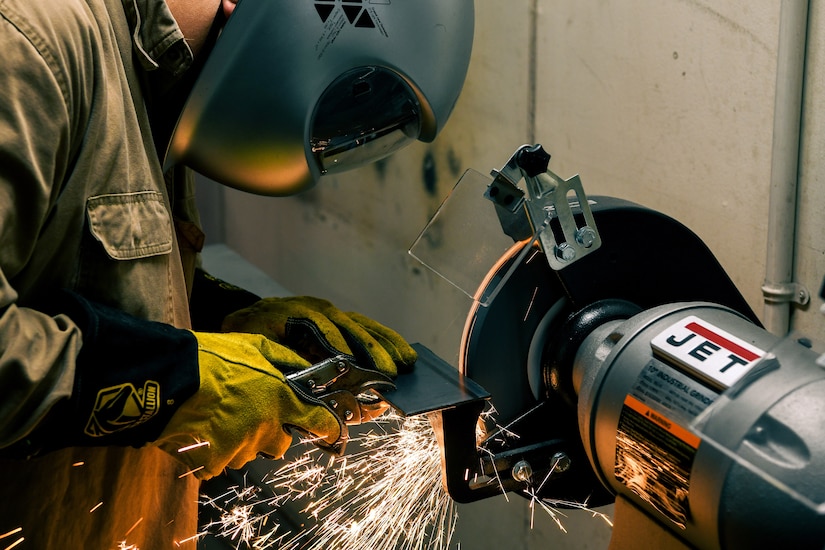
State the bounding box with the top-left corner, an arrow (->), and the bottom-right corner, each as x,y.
179,466 -> 205,478
0,529 -> 21,540
178,441 -> 210,453
124,517 -> 143,536
523,287 -> 539,321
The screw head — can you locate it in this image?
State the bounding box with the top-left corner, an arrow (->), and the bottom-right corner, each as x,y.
512,460 -> 533,483
554,243 -> 576,262
550,452 -> 572,474
575,226 -> 597,248
336,361 -> 347,373
344,410 -> 354,421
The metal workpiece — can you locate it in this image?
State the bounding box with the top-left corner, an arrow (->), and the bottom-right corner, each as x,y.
382,343 -> 489,418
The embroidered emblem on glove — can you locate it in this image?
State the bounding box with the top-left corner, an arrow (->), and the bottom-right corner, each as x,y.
84,381 -> 161,437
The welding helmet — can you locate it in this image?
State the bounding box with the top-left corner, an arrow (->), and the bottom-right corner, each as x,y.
165,0 -> 474,196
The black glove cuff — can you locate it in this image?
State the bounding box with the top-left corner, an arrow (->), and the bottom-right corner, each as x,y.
189,268 -> 261,332
19,291 -> 200,455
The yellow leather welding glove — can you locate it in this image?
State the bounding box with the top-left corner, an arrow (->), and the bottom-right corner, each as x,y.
153,331 -> 343,480
221,296 -> 417,377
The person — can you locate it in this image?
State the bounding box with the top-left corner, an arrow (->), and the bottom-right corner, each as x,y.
0,0 -> 472,548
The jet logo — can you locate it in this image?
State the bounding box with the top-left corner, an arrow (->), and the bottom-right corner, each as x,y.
84,381 -> 160,437
313,0 -> 383,29
651,315 -> 764,390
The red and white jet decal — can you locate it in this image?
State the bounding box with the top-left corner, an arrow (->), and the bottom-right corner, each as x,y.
651,315 -> 765,389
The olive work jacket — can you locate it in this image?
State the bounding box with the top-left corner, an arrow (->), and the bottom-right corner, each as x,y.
0,0 -> 205,546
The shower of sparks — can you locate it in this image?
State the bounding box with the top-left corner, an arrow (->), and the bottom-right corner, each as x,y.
200,412 -> 455,550
476,405 -> 612,532
200,483 -> 284,547
521,464 -> 613,532
201,406 -> 612,549
276,413 -> 456,550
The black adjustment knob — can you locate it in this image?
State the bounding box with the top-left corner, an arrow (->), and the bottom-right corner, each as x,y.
516,144 -> 551,177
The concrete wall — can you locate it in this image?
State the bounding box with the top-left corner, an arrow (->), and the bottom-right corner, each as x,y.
199,0 -> 825,547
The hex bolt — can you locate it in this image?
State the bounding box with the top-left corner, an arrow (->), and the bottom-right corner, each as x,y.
554,243 -> 576,262
511,460 -> 533,483
575,226 -> 597,249
550,452 -> 572,474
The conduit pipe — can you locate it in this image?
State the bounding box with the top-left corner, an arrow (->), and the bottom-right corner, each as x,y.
762,0 -> 810,335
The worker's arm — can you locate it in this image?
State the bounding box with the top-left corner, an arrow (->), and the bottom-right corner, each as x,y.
1,290 -> 345,481
0,9 -> 82,450
0,291 -> 200,456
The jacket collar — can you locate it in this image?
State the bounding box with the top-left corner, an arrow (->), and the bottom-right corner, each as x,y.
121,0 -> 193,76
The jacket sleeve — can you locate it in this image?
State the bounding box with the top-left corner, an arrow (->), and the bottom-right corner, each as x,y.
0,10 -> 79,449
0,300 -> 81,449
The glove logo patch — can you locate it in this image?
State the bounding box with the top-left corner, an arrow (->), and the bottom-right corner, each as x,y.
84,381 -> 160,437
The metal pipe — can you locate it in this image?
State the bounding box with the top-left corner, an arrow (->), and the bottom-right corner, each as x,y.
763,0 -> 810,335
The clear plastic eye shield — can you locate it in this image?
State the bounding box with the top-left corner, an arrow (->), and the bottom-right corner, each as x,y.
165,0 -> 474,196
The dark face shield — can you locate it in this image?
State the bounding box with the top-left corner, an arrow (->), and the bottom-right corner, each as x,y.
311,68 -> 421,175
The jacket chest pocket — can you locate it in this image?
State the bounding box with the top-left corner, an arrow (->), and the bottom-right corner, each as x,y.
86,191 -> 172,260
77,191 -> 176,316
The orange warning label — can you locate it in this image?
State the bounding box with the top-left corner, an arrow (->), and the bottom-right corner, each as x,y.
623,394 -> 700,449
